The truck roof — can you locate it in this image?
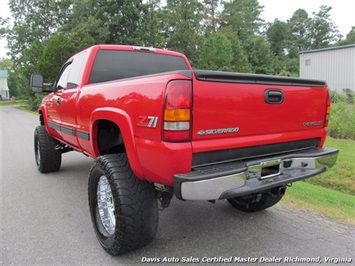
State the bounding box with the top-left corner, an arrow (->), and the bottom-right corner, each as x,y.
78,44 -> 185,58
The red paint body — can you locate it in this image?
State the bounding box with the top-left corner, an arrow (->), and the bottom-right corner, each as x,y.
39,45 -> 329,187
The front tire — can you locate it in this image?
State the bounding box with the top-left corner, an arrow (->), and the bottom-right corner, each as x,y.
88,154 -> 158,256
227,186 -> 286,212
34,126 -> 62,173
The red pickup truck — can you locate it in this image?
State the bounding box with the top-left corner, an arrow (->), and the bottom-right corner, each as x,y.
31,44 -> 338,255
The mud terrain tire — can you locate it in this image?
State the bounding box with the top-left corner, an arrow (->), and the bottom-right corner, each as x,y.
88,154 -> 158,255
227,187 -> 286,212
34,126 -> 62,173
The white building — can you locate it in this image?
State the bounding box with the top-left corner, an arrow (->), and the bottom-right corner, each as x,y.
0,70 -> 10,100
299,44 -> 355,92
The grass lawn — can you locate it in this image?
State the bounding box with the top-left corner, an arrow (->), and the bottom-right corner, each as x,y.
282,137 -> 355,225
0,99 -> 39,115
305,137 -> 355,195
0,99 -> 27,106
282,182 -> 355,225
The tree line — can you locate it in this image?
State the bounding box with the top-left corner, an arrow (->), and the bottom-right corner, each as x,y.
0,0 -> 354,99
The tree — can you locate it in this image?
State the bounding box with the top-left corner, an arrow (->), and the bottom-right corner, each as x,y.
0,58 -> 13,71
265,19 -> 299,75
228,34 -> 252,72
38,34 -> 71,82
287,9 -> 312,57
273,55 -> 299,76
162,0 -> 204,66
61,0 -> 110,45
287,6 -> 341,53
266,19 -> 289,56
6,0 -> 71,63
38,29 -> 96,83
243,35 -> 274,74
198,32 -> 233,70
220,0 -> 264,43
201,0 -> 221,36
4,0 -> 72,99
0,17 -> 9,39
309,5 -> 341,49
344,27 -> 355,44
140,0 -> 165,47
62,0 -> 144,45
337,26 -> 355,46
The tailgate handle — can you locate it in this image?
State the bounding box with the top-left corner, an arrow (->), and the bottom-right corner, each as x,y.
265,90 -> 284,104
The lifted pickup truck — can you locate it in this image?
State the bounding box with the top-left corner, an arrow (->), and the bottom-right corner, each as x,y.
31,44 -> 338,255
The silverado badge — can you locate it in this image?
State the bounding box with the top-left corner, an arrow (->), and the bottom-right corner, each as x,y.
197,127 -> 239,136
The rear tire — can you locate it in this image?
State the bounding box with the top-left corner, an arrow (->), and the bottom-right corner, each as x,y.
227,187 -> 286,212
34,126 -> 62,173
88,154 -> 158,256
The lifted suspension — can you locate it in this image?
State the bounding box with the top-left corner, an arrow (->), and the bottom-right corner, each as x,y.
54,143 -> 73,154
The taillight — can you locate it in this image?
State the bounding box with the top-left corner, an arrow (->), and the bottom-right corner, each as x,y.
324,89 -> 331,127
162,80 -> 192,142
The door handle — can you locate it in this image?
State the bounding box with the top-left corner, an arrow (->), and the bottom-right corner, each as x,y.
56,97 -> 61,105
265,90 -> 284,104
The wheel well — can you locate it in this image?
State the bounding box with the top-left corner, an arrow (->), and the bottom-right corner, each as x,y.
39,111 -> 44,125
96,120 -> 125,155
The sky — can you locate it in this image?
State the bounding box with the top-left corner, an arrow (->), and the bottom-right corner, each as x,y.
0,0 -> 354,58
258,0 -> 355,36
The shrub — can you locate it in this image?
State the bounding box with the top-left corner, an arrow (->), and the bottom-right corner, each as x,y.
330,90 -> 346,103
342,88 -> 355,104
328,102 -> 355,140
330,89 -> 355,104
28,94 -> 45,111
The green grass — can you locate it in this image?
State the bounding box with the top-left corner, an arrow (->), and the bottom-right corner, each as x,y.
16,104 -> 39,115
282,182 -> 355,225
304,137 -> 355,195
0,99 -> 27,106
282,137 -> 355,224
0,99 -> 38,114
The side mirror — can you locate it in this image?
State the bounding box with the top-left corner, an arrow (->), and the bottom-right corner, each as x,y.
30,74 -> 43,93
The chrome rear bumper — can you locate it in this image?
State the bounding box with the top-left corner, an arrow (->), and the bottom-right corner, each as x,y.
174,148 -> 338,201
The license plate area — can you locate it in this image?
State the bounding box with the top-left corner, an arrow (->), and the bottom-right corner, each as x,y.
261,164 -> 280,178
247,159 -> 281,180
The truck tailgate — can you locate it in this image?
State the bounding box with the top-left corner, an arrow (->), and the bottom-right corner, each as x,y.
191,71 -> 328,152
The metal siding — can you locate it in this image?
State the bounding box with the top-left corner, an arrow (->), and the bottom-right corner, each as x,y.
300,46 -> 355,92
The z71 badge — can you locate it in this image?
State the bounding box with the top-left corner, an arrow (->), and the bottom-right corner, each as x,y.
138,116 -> 158,128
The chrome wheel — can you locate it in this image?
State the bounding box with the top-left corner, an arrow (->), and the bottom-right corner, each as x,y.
97,176 -> 116,235
89,154 -> 158,255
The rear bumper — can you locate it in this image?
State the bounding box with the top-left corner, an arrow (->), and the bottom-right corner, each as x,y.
174,148 -> 338,201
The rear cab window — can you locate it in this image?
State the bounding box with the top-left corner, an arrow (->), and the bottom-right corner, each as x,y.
89,50 -> 189,83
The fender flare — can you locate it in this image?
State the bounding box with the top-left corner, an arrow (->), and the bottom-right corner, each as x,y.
39,105 -> 51,133
90,107 -> 144,179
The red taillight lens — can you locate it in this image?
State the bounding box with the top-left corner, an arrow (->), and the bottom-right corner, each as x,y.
163,80 -> 192,142
324,89 -> 331,127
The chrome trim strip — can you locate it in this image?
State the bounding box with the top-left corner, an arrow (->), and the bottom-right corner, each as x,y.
61,125 -> 75,136
48,121 -> 61,131
47,121 -> 90,140
77,130 -> 90,141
